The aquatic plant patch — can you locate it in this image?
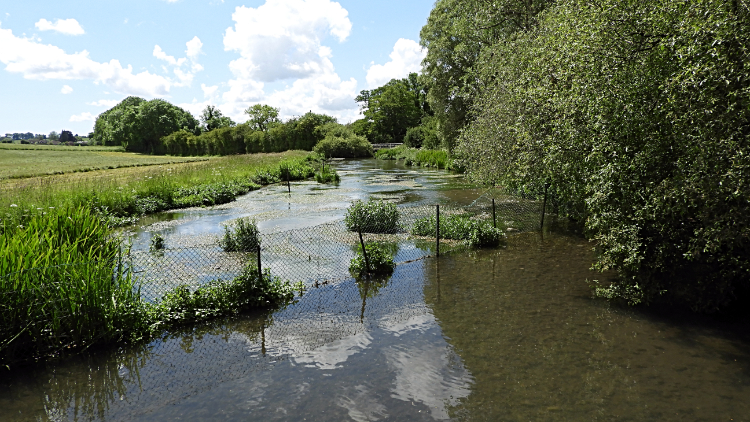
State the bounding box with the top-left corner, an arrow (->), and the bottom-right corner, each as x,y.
411,213 -> 505,247
344,199 -> 400,233
349,242 -> 396,276
220,217 -> 260,252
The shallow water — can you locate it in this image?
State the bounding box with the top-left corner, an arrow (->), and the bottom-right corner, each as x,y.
2,232 -> 750,420
2,161 -> 749,421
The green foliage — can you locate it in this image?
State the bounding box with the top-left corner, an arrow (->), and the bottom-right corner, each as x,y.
220,217 -> 260,252
159,111 -> 337,156
375,146 -> 454,170
91,97 -> 200,153
412,213 -> 505,247
315,162 -> 340,184
150,233 -> 165,252
144,264 -> 298,332
0,207 -> 141,364
344,199 -> 400,233
355,73 -> 430,143
349,242 -> 396,276
457,0 -> 750,311
200,105 -> 235,132
244,104 -> 280,132
313,132 -> 373,158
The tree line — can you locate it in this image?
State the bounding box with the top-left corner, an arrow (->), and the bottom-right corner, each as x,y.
420,0 -> 750,312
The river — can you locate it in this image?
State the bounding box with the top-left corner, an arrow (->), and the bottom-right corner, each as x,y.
1,159 -> 748,421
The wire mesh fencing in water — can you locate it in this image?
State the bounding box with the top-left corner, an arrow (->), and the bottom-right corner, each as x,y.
0,188 -> 546,366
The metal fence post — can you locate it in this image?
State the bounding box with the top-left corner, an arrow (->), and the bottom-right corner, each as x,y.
492,198 -> 497,228
540,183 -> 549,230
357,226 -> 370,274
436,204 -> 440,257
256,241 -> 263,281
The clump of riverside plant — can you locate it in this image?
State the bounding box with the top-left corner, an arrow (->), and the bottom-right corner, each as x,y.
220,217 -> 260,252
0,206 -> 141,366
315,161 -> 340,184
412,213 -> 505,248
150,233 -> 165,252
144,263 -> 301,332
349,242 -> 396,277
344,199 -> 400,233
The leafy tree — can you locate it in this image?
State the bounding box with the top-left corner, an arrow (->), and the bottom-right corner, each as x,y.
200,105 -> 235,132
91,97 -> 199,153
244,104 -> 280,132
48,131 -> 59,141
355,77 -> 423,143
59,130 -> 75,143
459,0 -> 750,311
420,0 -> 550,149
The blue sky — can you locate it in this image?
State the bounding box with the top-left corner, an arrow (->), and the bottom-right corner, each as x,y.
0,0 -> 434,135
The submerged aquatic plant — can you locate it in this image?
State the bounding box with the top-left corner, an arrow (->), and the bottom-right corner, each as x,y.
150,233 -> 165,252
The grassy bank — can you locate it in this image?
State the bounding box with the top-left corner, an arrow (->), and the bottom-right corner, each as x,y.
0,151 -> 316,227
0,146 -> 206,180
375,146 -> 458,170
0,152 -> 317,366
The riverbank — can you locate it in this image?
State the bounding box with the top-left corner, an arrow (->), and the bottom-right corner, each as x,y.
0,151 -> 322,366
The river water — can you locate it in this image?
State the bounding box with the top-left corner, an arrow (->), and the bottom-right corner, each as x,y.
1,160 -> 749,421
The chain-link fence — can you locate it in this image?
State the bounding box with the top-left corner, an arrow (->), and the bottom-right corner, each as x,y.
0,188 -> 547,367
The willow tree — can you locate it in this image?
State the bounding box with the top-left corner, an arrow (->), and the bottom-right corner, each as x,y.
459,0 -> 750,311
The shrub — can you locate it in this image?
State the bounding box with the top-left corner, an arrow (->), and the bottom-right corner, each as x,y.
150,233 -> 165,252
145,264 -> 299,331
344,199 -> 400,233
349,243 -> 396,276
220,217 -> 260,252
411,213 -> 505,248
313,133 -> 373,158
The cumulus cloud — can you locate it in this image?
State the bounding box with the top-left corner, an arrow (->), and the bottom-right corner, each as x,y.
0,25 -> 171,96
201,83 -> 219,99
219,0 -> 358,122
153,36 -> 204,86
35,18 -> 85,36
60,84 -> 73,94
70,112 -> 95,122
223,0 -> 351,82
366,38 -> 425,88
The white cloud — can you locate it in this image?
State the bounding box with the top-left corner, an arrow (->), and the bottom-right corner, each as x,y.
223,0 -> 351,83
69,112 -> 95,122
35,18 -> 85,36
366,38 -> 425,88
201,83 -> 218,99
88,99 -> 120,108
0,25 -> 172,96
152,36 -> 204,86
60,84 -> 73,94
219,0 -> 358,122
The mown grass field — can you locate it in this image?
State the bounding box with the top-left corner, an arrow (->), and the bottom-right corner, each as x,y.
0,145 -> 207,179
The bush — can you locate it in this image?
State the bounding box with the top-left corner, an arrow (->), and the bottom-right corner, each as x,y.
344,199 -> 400,233
220,217 -> 260,252
145,264 -> 299,331
349,243 -> 396,276
313,133 -> 373,158
412,213 -> 505,247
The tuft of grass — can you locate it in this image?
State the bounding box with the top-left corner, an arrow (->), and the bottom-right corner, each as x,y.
349,242 -> 396,276
315,162 -> 340,184
411,213 -> 505,247
220,217 -> 260,252
344,199 -> 400,234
